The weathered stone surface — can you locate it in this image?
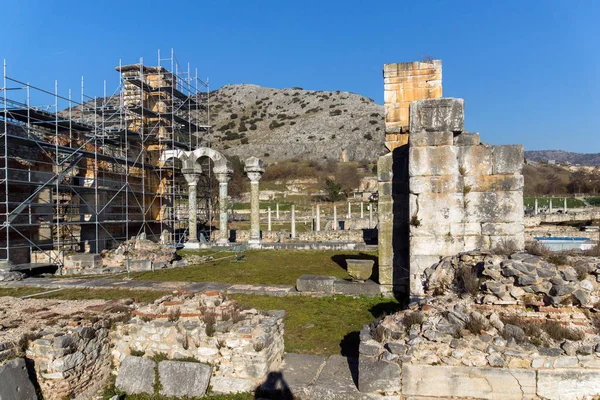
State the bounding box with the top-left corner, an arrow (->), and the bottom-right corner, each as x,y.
464,175 -> 523,193
454,132 -> 480,146
537,369 -> 600,400
310,355 -> 369,399
402,364 -> 536,400
492,145 -> 524,175
296,275 -> 335,293
409,175 -> 463,195
0,358 -> 38,400
410,130 -> 453,147
129,259 -> 152,271
457,145 -> 493,176
275,353 -> 326,398
210,376 -> 256,394
358,356 -> 400,393
333,279 -> 382,296
346,259 -> 374,282
465,191 -> 524,223
115,356 -> 156,395
409,98 -> 464,133
0,271 -> 25,281
158,360 -> 211,398
481,222 -> 524,236
408,146 -> 458,177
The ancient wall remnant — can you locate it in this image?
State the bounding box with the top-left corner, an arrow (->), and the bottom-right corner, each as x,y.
378,60 -> 524,297
383,60 -> 442,150
408,99 -> 524,295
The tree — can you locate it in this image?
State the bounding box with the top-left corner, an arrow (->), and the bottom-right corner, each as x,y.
323,179 -> 343,202
335,164 -> 361,197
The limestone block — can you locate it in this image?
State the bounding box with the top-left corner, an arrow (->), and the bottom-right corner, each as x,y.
296,275 -> 336,293
402,364 -> 536,400
334,279 -> 382,296
464,174 -> 524,192
465,191 -> 524,223
492,145 -> 524,174
358,356 -> 401,393
115,356 -> 155,395
409,255 -> 441,277
537,369 -> 600,400
129,259 -> 153,271
210,376 -> 256,394
489,235 -> 525,250
481,222 -> 524,236
0,358 -> 38,400
378,153 -> 393,182
409,146 -> 458,177
454,132 -> 480,146
158,360 -> 211,398
410,235 -> 465,257
409,175 -> 463,195
464,235 -> 491,251
409,98 -> 464,133
457,145 -> 493,176
409,131 -> 453,147
451,222 -> 481,236
411,193 -> 464,226
310,355 -> 366,399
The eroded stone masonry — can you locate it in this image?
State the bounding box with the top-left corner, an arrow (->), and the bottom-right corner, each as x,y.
378,60 -> 524,296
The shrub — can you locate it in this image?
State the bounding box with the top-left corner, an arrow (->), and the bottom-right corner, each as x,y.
458,264 -> 480,296
465,314 -> 489,334
573,263 -> 589,281
501,315 -> 543,341
525,240 -> 549,256
543,321 -> 584,341
548,254 -> 568,266
402,311 -> 425,329
372,324 -> 387,342
230,113 -> 238,119
241,138 -> 249,145
204,312 -> 216,337
363,133 -> 373,140
268,120 -> 285,130
167,307 -> 181,322
492,239 -> 519,256
410,214 -> 421,227
368,120 -> 378,125
329,109 -> 342,116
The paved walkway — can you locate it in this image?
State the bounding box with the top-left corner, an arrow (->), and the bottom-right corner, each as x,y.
0,276 -> 299,296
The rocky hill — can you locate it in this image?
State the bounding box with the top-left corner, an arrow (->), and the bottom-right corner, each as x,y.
200,84 -> 386,162
525,150 -> 600,166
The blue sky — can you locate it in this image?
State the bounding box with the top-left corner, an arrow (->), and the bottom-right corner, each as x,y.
1,0 -> 598,153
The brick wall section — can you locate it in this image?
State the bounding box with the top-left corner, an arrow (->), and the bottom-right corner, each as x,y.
408,98 -> 524,295
383,60 -> 442,150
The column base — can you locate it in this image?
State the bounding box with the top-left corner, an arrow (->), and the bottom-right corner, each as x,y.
247,239 -> 262,249
216,238 -> 230,245
184,241 -> 201,249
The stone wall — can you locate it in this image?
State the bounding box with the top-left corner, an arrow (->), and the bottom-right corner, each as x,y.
110,291 -> 285,394
26,322 -> 112,400
383,60 -> 442,148
408,98 -> 524,295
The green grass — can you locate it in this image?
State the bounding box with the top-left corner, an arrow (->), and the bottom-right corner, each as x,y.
586,197 -> 600,206
0,288 -> 168,303
524,197 -> 586,208
134,250 -> 377,286
232,200 -> 293,211
230,293 -> 402,357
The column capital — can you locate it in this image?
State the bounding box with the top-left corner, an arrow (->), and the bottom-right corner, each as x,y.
215,171 -> 232,184
182,172 -> 201,185
244,157 -> 264,183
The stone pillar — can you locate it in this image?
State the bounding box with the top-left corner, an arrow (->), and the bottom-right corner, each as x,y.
369,205 -> 373,229
316,204 -> 321,232
276,203 -> 280,220
360,202 -> 364,218
564,198 -> 567,213
183,172 -> 200,243
244,157 -> 265,246
291,205 -> 296,239
347,202 -> 351,219
215,172 -> 232,245
534,198 -> 538,215
268,207 -> 272,231
333,205 -> 337,231
549,199 -> 553,214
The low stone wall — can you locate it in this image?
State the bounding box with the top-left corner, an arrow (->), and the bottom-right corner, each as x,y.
357,362 -> 600,400
220,229 -> 367,243
110,291 -> 285,394
26,323 -> 112,400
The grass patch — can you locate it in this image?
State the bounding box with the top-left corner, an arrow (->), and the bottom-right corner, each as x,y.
0,288 -> 168,303
229,293 -> 401,357
232,200 -> 293,211
135,250 -> 377,286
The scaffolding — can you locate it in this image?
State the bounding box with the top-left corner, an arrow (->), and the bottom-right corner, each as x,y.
0,50 -> 211,270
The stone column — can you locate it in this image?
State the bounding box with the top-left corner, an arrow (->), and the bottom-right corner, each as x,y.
369,205 -> 373,229
360,202 -> 364,218
183,172 -> 200,243
564,198 -> 567,213
316,204 -> 321,231
291,205 -> 296,239
268,207 -> 272,231
534,198 -> 538,215
333,205 -> 337,231
215,172 -> 232,245
347,202 -> 351,219
549,199 -> 553,214
276,203 -> 280,220
244,157 -> 265,246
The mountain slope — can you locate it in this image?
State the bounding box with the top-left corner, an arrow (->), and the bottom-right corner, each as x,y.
202,84 -> 386,162
525,150 -> 600,166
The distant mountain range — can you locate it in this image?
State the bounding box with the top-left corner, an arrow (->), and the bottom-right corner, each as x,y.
525,150 -> 600,166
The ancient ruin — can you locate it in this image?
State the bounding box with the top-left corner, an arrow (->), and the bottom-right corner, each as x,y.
378,60 -> 525,297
